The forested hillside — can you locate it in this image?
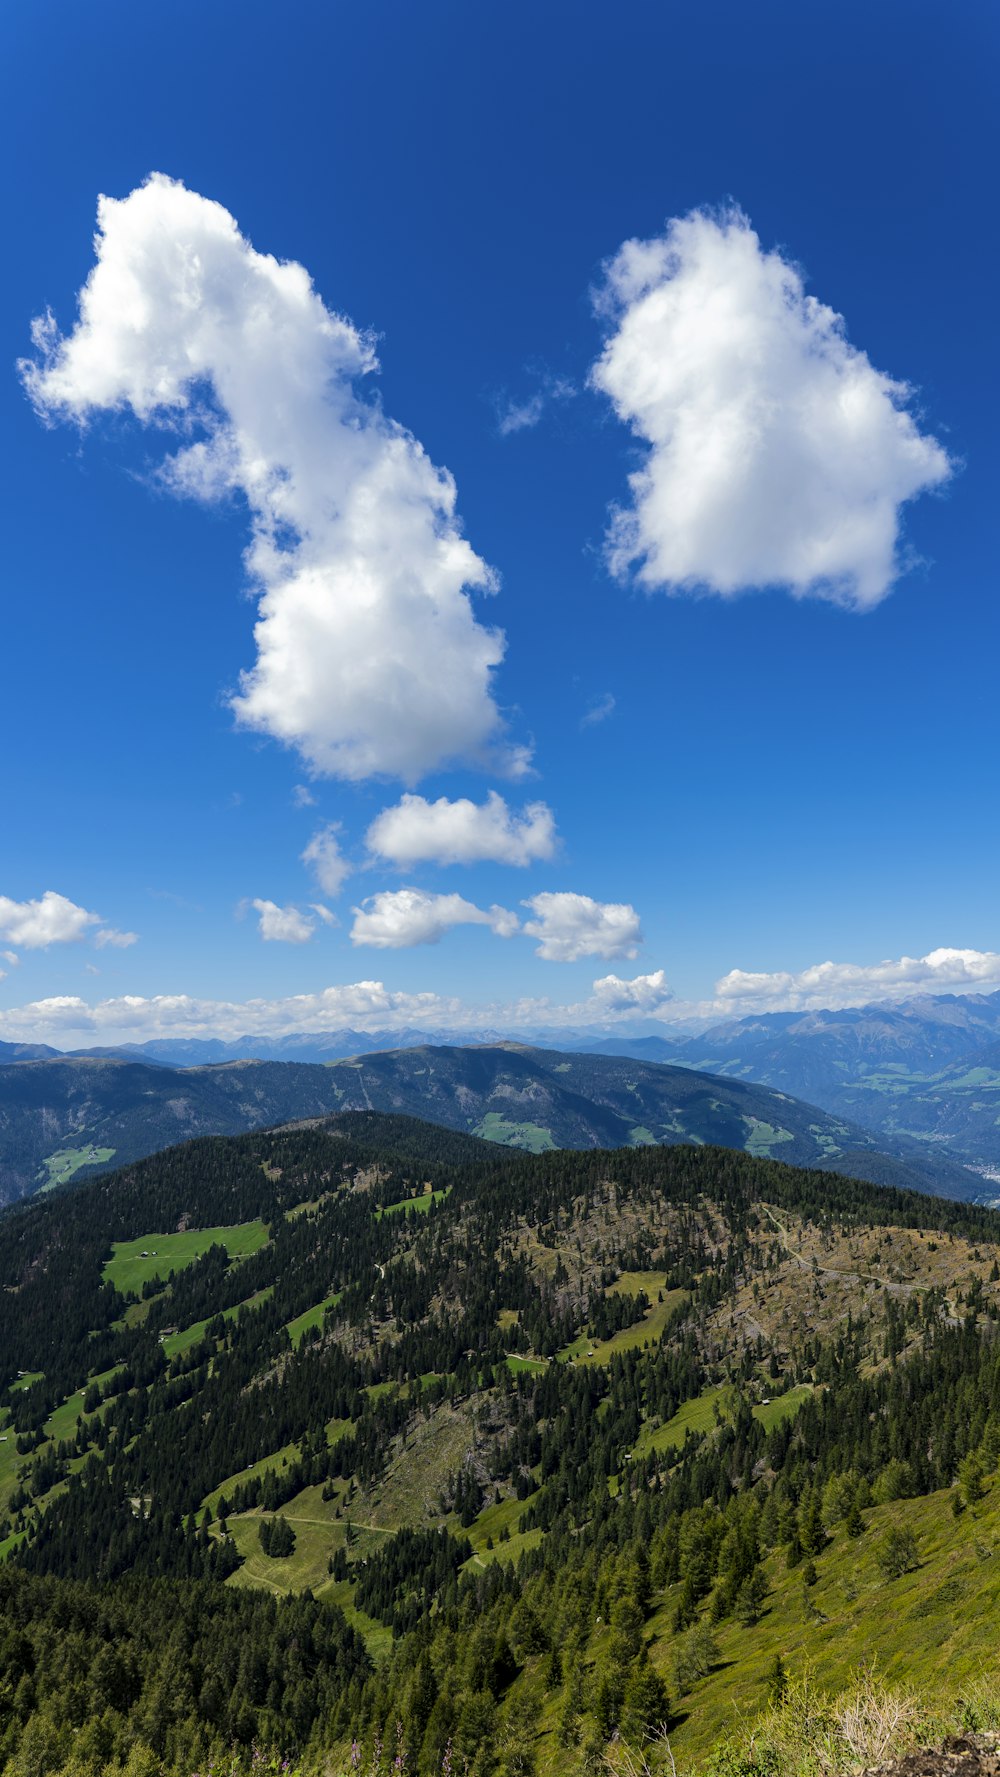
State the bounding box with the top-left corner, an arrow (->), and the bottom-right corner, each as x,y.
4,1114 -> 1000,1776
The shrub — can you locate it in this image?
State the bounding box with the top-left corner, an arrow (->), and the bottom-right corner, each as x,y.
874,1527 -> 920,1579
672,1621 -> 719,1694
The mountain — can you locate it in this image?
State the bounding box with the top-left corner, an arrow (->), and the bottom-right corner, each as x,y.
0,1039 -> 62,1062
4,988 -> 995,1184
674,994 -> 1000,1099
829,1038 -> 1000,1174
3,1113 -> 1000,1776
40,991 -> 1000,1177
653,994 -> 1000,1173
70,1026 -> 511,1067
319,1041 -> 982,1198
0,1056 -> 353,1201
0,1042 -> 980,1206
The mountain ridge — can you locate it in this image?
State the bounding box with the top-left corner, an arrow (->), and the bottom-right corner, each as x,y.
0,1039 -> 983,1206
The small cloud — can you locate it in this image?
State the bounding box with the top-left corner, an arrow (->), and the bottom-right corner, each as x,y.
94,927 -> 139,949
591,969 -> 673,1012
0,891 -> 101,949
147,888 -> 205,912
2,951 -> 19,967
252,898 -> 315,943
292,784 -> 316,808
311,904 -> 339,927
84,963 -> 100,976
580,692 -> 615,730
351,888 -> 518,949
522,891 -> 642,962
302,823 -> 351,897
366,791 -> 557,869
496,373 -> 576,437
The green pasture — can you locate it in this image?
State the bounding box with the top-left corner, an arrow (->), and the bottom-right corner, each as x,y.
471,1112 -> 556,1153
160,1287 -> 275,1360
41,1145 -> 116,1189
376,1188 -> 449,1219
102,1221 -> 269,1292
634,1381 -> 814,1459
285,1292 -> 342,1347
558,1284 -> 689,1365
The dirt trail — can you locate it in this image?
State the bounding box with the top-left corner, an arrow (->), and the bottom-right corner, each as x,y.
762,1206 -> 931,1297
869,1734 -> 1000,1777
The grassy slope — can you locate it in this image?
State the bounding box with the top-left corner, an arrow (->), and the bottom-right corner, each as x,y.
642,1474 -> 1000,1766
101,1220 -> 269,1289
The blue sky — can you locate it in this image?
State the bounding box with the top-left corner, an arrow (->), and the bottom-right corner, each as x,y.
2,0 -> 998,1045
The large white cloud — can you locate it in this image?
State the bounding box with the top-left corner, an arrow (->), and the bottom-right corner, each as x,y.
0,891 -> 135,950
351,888 -> 519,949
22,174 -> 524,783
591,206 -> 953,610
715,947 -> 1000,1012
366,792 -> 557,869
521,892 -> 643,962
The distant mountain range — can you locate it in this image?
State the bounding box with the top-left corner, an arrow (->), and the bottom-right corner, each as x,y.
7,990 -> 1000,1183
0,1028 -> 516,1068
0,1037 -> 984,1206
619,994 -> 1000,1178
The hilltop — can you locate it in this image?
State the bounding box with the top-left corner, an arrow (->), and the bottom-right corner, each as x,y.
4,1114 -> 1000,1774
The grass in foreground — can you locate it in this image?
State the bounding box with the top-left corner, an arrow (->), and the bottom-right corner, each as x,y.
643,1471 -> 1000,1766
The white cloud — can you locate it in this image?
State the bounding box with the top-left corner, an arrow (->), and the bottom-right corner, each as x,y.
351,888 -> 519,949
0,973 -> 680,1047
521,891 -> 643,962
591,969 -> 673,1013
366,791 -> 557,869
23,174 -> 525,783
0,891 -> 101,949
93,927 -> 139,949
0,983 -> 462,1045
292,784 -> 316,808
591,206 -> 953,610
302,823 -> 351,897
2,951 -> 19,967
252,899 -> 315,943
496,373 -> 576,437
715,947 -> 1000,1011
580,692 -> 615,729
311,904 -> 339,927
5,948 -> 998,1049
